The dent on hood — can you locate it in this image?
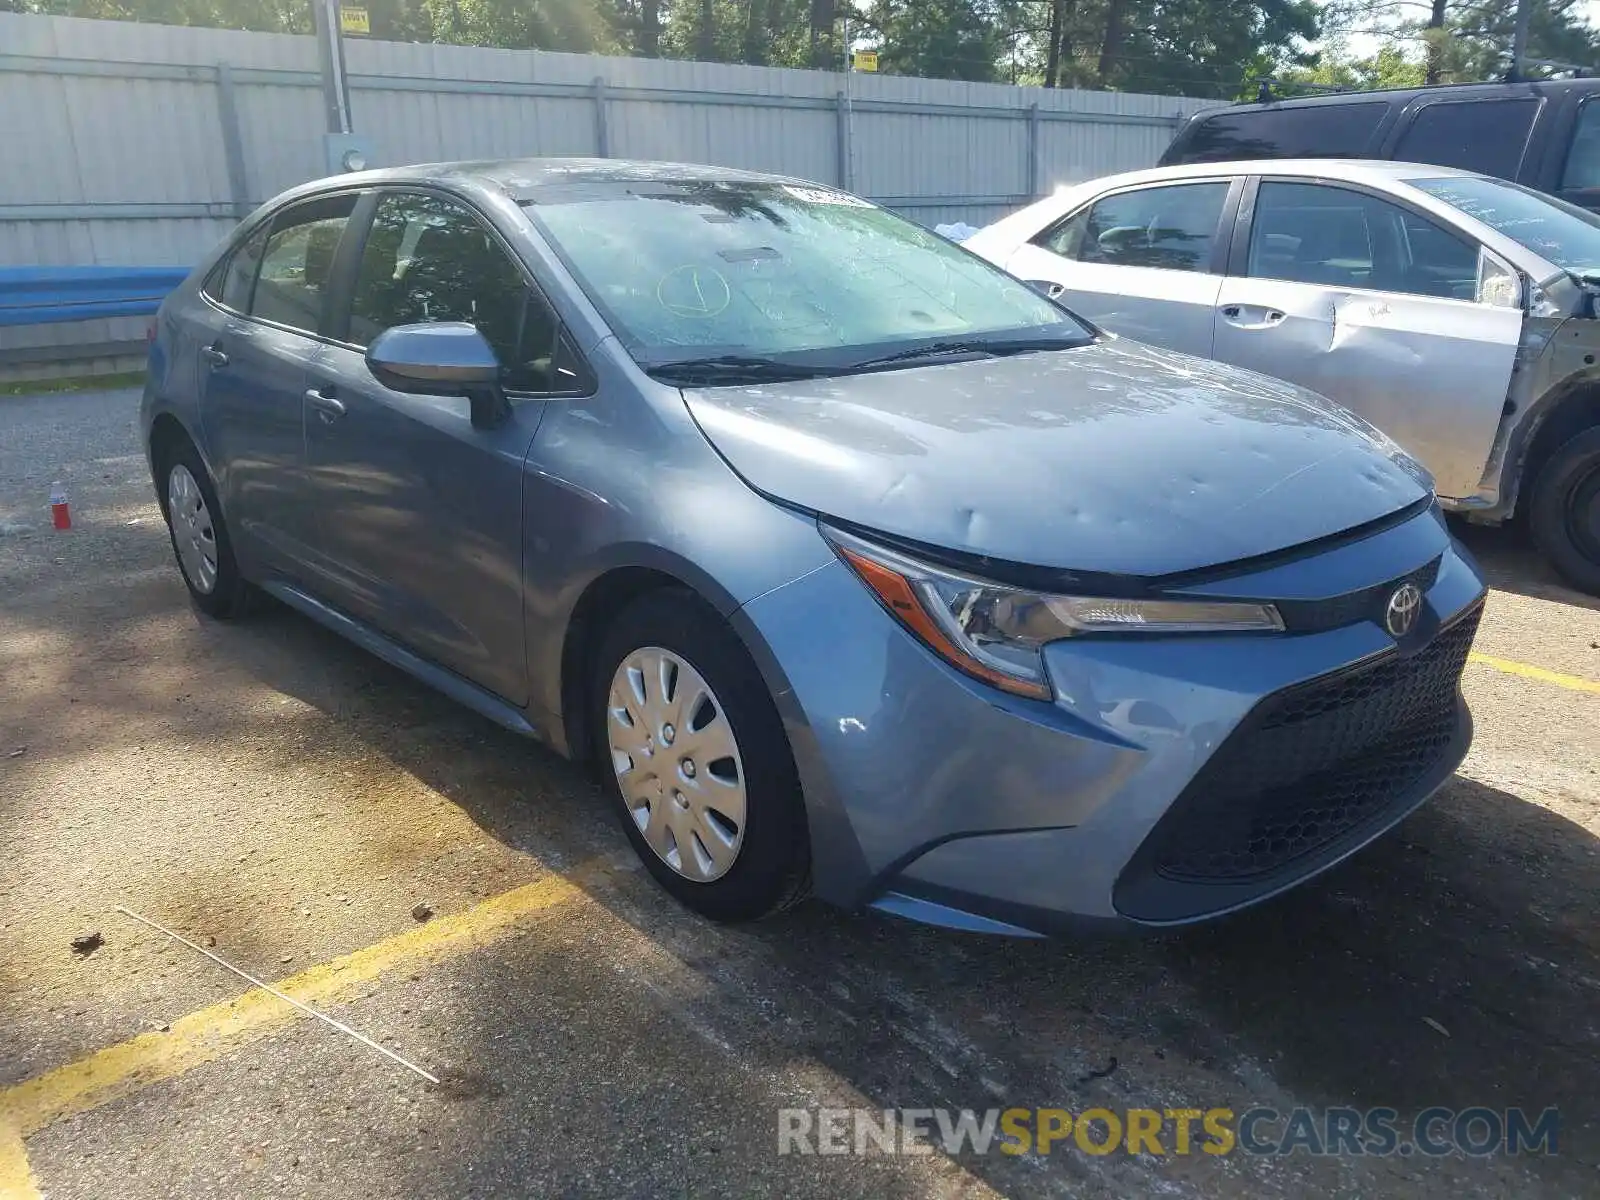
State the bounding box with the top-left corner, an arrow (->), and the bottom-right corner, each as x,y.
685,339 -> 1432,576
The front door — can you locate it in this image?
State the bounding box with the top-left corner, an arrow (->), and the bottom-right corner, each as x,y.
196,194 -> 358,572
300,190 -> 568,705
1212,180 -> 1521,502
1004,179 -> 1235,358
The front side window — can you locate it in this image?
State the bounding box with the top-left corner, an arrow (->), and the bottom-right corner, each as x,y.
1038,183 -> 1228,273
1247,181 -> 1479,300
1412,174 -> 1600,275
1394,99 -> 1538,181
522,180 -> 1085,370
249,194 -> 357,335
348,191 -> 564,392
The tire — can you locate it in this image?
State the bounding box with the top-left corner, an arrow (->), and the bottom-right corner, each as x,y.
157,438 -> 253,618
591,588 -> 811,922
1528,426 -> 1600,596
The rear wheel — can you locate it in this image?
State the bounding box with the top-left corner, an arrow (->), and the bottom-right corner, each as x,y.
1529,427 -> 1600,596
591,589 -> 810,922
159,440 -> 253,618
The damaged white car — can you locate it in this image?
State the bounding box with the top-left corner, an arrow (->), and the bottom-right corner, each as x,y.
966,161 -> 1600,593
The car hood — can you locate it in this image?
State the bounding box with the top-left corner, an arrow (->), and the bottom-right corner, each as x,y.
682,338 -> 1431,577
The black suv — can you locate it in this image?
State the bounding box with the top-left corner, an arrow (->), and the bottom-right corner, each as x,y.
1161,80 -> 1600,211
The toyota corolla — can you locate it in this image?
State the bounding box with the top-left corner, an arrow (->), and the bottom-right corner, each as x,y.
142,159 -> 1487,935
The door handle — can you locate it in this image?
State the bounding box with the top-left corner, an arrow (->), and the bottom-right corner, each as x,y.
200,345 -> 229,368
304,388 -> 347,421
1219,305 -> 1286,329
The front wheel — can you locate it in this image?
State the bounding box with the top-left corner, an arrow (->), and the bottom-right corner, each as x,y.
591,589 -> 810,922
1529,427 -> 1600,596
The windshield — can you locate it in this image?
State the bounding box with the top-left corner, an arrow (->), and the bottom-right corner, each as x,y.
521,180 -> 1089,374
1411,175 -> 1600,274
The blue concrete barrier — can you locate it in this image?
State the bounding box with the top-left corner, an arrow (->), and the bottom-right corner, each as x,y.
0,266 -> 189,328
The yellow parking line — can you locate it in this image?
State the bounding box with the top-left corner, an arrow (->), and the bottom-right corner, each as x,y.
0,866 -> 594,1156
1469,652 -> 1600,695
0,1118 -> 42,1200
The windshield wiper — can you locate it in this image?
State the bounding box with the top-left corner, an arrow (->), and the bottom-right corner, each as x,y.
644,354 -> 832,385
849,336 -> 1080,372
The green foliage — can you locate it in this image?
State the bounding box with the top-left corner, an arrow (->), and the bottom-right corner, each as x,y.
1295,0 -> 1600,92
859,0 -> 1007,82
1277,42 -> 1427,93
14,0 -> 1595,97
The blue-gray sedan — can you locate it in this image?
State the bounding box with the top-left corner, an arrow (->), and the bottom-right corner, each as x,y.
142,159 -> 1487,935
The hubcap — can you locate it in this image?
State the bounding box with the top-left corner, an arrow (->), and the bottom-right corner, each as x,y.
606,647 -> 746,883
166,464 -> 219,595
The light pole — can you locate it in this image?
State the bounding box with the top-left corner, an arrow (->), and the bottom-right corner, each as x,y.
311,0 -> 375,172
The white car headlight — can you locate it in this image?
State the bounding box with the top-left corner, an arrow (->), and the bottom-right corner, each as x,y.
825,526 -> 1283,701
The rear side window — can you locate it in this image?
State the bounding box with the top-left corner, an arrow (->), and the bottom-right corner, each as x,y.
1169,103 -> 1388,164
1393,99 -> 1538,180
1561,99 -> 1600,190
249,194 -> 358,335
1037,182 -> 1229,273
202,226 -> 267,312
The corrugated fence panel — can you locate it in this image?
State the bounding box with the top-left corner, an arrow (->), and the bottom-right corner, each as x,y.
608,101 -> 836,181
0,9 -> 1219,375
356,88 -> 598,163
855,111 -> 1029,200
233,79 -> 326,201
62,75 -> 233,205
1037,119 -> 1180,190
0,71 -> 84,208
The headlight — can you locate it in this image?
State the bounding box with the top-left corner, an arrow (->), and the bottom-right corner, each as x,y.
824,526 -> 1283,701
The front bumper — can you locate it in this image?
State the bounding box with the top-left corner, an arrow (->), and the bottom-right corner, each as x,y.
733,506 -> 1487,934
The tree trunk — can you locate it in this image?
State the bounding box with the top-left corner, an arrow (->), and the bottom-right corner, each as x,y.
698,0 -> 716,59
1425,0 -> 1447,85
1097,0 -> 1127,87
1045,0 -> 1064,87
743,0 -> 768,64
639,0 -> 661,57
810,0 -> 836,68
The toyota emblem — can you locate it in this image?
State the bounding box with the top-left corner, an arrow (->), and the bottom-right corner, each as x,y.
1384,582 -> 1423,638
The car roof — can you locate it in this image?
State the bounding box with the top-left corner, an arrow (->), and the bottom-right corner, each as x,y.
1067,158 -> 1485,191
1189,77 -> 1600,114
324,157 -> 807,202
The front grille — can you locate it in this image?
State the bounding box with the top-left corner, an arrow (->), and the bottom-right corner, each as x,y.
1274,557 -> 1441,634
1142,604 -> 1481,885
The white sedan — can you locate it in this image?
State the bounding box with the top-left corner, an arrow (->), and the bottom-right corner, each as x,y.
965,160 -> 1600,593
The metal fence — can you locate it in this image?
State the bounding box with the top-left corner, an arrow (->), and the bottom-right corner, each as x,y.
0,11 -> 1214,377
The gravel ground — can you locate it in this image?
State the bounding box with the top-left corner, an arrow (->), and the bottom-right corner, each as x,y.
1,387 -> 1596,1198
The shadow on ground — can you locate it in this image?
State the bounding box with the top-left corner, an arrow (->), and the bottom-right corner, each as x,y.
205,589 -> 1599,1197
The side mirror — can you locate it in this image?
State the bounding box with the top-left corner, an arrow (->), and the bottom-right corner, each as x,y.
1475,247 -> 1523,310
366,322 -> 509,427
1025,279 -> 1066,300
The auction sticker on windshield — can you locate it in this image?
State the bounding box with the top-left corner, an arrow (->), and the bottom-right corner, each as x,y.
784,185 -> 874,207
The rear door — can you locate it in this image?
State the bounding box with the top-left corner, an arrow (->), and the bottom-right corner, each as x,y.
1003,179 -> 1236,357
301,188 -> 586,705
1386,96 -> 1541,184
195,193 -> 359,572
1211,178 -> 1522,501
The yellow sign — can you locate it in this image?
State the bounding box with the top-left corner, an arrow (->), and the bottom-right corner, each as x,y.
852,50 -> 879,72
339,6 -> 369,34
